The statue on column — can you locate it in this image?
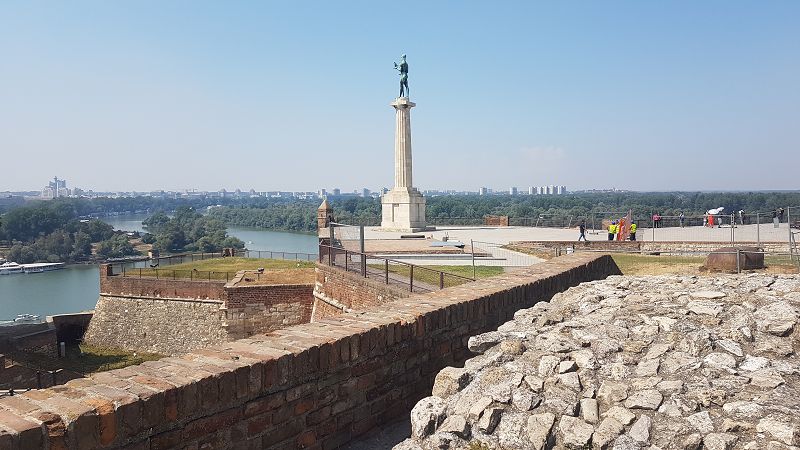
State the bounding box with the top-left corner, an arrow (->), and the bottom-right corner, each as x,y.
394,54 -> 409,98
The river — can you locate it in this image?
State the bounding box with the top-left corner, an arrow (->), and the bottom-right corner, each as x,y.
0,215 -> 317,321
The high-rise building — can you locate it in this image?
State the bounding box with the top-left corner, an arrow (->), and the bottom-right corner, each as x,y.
362,188 -> 370,197
547,185 -> 555,195
479,187 -> 488,196
560,185 -> 567,195
509,187 -> 518,196
319,189 -> 327,197
528,186 -> 535,195
332,188 -> 341,196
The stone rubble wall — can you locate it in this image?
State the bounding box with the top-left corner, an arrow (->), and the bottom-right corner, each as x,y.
399,274 -> 800,450
83,295 -> 228,356
0,253 -> 620,449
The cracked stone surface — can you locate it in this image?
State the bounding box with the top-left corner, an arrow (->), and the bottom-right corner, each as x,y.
396,274 -> 800,449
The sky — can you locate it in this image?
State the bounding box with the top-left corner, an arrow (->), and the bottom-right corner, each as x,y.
1,1 -> 798,193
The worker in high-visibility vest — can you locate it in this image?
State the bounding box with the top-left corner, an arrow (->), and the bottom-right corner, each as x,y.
630,222 -> 637,241
608,221 -> 617,241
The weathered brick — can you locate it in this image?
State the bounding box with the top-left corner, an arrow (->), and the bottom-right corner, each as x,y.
0,409 -> 44,450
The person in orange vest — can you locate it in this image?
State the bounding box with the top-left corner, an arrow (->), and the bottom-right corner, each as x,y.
608,221 -> 617,241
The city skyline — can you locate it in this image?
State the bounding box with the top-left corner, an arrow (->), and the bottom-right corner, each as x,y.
2,2 -> 799,192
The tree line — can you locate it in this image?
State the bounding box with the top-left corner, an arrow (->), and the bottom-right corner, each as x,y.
142,207 -> 244,253
0,201 -> 136,263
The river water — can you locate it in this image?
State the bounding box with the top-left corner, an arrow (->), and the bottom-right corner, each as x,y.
0,215 -> 317,321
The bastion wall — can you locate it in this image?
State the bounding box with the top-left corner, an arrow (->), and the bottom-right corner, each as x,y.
83,266 -> 314,355
0,253 -> 621,449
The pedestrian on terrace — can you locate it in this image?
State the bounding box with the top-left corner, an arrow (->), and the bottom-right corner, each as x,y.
578,221 -> 587,242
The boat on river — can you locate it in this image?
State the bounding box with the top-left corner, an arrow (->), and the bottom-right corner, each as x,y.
0,262 -> 64,275
0,262 -> 24,275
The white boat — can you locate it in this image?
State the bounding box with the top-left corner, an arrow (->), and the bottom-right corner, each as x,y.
0,262 -> 24,275
13,314 -> 41,323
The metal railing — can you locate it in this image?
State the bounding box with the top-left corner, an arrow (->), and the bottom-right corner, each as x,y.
108,249 -> 318,276
319,244 -> 474,293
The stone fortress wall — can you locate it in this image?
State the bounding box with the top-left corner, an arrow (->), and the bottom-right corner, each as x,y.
0,253 -> 620,449
83,265 -> 314,355
401,273 -> 800,449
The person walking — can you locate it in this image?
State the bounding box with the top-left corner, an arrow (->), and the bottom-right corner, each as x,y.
578,221 -> 587,241
630,222 -> 637,241
779,208 -> 785,223
608,221 -> 617,241
679,212 -> 685,228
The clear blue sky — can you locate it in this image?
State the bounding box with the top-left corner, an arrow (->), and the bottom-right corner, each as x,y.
2,1 -> 798,192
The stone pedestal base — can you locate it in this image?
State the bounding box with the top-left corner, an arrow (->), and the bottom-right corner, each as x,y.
380,188 -> 430,232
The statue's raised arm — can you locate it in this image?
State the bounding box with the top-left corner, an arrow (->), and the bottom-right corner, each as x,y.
394,54 -> 409,98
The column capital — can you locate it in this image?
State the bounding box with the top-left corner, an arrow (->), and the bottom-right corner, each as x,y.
390,97 -> 416,108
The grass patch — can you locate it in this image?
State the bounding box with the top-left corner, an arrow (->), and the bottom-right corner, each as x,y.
131,257 -> 315,281
611,254 -> 705,275
368,264 -> 503,288
611,253 -> 799,275
14,344 -> 163,375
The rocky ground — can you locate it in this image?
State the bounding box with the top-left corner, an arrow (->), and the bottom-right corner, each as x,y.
395,274 -> 800,449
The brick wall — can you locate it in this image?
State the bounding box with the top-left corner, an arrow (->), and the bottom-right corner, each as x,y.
9,329 -> 58,358
100,275 -> 227,300
484,215 -> 509,226
223,285 -> 314,340
0,253 -> 620,449
313,263 -> 409,312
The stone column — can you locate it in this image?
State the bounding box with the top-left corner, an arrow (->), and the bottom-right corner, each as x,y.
381,98 -> 429,232
392,97 -> 415,189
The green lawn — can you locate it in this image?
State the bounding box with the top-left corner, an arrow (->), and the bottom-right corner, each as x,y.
15,344 -> 163,375
130,257 -> 315,280
611,254 -> 705,275
369,264 -> 503,288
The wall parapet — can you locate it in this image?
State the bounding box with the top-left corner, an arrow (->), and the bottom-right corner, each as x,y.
0,253 -> 620,449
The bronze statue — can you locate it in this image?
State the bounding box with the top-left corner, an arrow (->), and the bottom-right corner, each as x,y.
394,54 -> 409,98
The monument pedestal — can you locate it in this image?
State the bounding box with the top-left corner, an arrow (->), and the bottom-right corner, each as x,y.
380,187 -> 430,232
379,97 -> 431,232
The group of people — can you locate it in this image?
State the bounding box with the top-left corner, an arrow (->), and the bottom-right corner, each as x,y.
577,219 -> 638,242
606,220 -> 637,241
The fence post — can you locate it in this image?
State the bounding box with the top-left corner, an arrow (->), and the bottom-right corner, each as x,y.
345,250 -> 349,272
736,248 -> 741,274
757,212 -> 761,247
731,214 -> 735,244
409,266 -> 414,292
385,260 -> 389,284
471,239 -> 476,280
651,212 -> 655,242
439,272 -> 444,289
788,207 -> 793,262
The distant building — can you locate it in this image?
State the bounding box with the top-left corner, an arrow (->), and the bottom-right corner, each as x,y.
528,186 -> 535,195
361,188 -> 370,198
479,187 -> 488,196
332,188 -> 341,196
509,187 -> 518,196
547,185 -> 555,195
319,189 -> 327,197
